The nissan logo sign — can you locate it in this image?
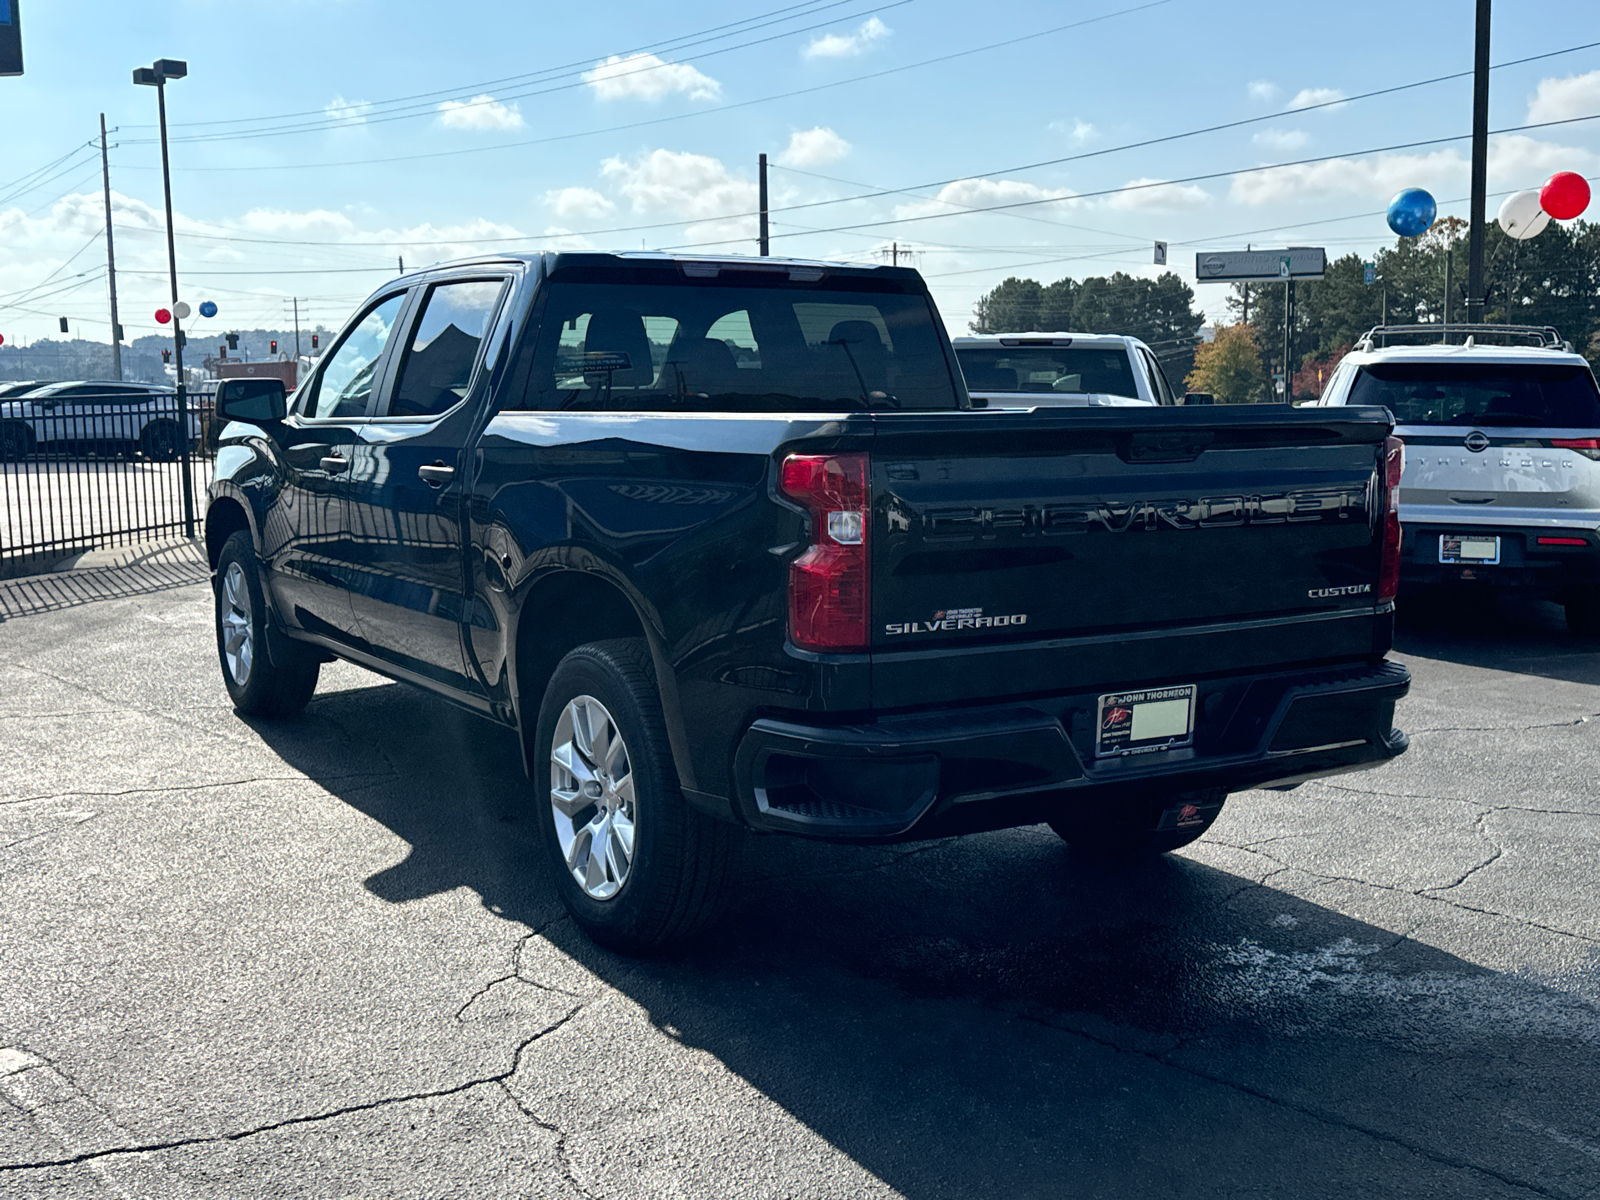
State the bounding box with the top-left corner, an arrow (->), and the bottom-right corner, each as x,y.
1464,431 -> 1490,453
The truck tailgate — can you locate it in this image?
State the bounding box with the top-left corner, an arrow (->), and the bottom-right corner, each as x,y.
869,406 -> 1394,707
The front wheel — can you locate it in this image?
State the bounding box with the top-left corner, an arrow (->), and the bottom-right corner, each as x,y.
1050,789 -> 1227,862
533,639 -> 735,952
0,422 -> 34,462
141,419 -> 182,461
214,530 -> 320,717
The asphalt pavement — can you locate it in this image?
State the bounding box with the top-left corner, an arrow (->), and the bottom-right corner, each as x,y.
1,574 -> 1598,1199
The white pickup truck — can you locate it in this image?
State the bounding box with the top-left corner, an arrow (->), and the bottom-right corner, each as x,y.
952,333 -> 1183,408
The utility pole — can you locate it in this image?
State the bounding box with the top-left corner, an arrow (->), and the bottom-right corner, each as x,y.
292,297 -> 301,358
398,255 -> 404,275
891,241 -> 899,266
99,113 -> 122,382
1443,247 -> 1454,334
757,153 -> 769,256
1241,283 -> 1249,325
1465,0 -> 1490,323
1282,280 -> 1295,399
133,57 -> 193,539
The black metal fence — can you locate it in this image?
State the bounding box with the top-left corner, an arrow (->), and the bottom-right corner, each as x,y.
0,384 -> 218,577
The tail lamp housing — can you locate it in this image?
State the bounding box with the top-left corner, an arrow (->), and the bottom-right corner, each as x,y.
780,452 -> 870,651
1377,435 -> 1404,603
1550,437 -> 1600,461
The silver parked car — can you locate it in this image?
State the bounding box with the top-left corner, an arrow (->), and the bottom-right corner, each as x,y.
1312,325 -> 1600,634
0,381 -> 202,461
951,333 -> 1175,407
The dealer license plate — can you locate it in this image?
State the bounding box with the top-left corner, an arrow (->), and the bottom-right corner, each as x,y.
1439,534 -> 1500,564
1096,684 -> 1196,758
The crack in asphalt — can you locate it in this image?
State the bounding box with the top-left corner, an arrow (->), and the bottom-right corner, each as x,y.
1007,1005 -> 1567,1197
0,1008 -> 586,1176
1408,713 -> 1599,735
0,773 -> 390,808
1208,839 -> 1600,945
0,659 -> 241,744
498,1081 -> 598,1200
455,929 -> 585,1023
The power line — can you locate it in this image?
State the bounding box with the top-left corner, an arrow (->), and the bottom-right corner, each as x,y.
135,0 -> 915,146
119,0 -> 1176,173
127,0 -> 863,131
658,112 -> 1600,251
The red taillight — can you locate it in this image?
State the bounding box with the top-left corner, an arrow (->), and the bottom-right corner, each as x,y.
1550,438 -> 1600,461
780,452 -> 870,651
1538,536 -> 1589,546
1378,435 -> 1404,603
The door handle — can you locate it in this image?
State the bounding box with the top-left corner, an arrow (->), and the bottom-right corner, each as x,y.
418,462 -> 455,487
320,454 -> 350,473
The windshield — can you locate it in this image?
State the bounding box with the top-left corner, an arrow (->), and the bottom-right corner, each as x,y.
520,277 -> 960,412
1348,362 -> 1600,428
955,346 -> 1140,400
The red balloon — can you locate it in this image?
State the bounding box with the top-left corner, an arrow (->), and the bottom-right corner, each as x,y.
1540,172 -> 1591,221
0,334 -> 5,346
155,308 -> 172,325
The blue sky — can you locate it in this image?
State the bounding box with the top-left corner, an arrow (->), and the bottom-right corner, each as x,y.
1,0 -> 1597,346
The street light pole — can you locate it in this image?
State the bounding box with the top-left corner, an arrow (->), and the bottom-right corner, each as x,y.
134,58 -> 193,540
1465,0 -> 1491,323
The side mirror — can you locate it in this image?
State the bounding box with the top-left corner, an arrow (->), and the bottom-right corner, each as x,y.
1182,392 -> 1215,406
217,378 -> 287,422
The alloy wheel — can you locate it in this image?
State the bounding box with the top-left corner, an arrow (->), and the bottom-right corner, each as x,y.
220,562 -> 254,687
550,695 -> 637,900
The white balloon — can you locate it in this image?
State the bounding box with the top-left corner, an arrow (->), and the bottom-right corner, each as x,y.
173,300 -> 192,319
1497,189 -> 1551,240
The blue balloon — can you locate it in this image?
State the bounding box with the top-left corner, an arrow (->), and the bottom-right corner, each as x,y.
1386,188 -> 1437,238
198,300 -> 218,319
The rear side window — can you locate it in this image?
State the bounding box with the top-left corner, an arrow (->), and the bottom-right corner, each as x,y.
955,347 -> 1141,400
388,278 -> 507,417
1349,363 -> 1600,428
521,278 -> 960,412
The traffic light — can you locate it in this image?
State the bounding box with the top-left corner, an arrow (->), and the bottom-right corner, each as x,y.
219,346 -> 226,358
225,332 -> 238,350
311,333 -> 319,350
270,339 -> 277,354
161,348 -> 171,364
58,317 -> 67,333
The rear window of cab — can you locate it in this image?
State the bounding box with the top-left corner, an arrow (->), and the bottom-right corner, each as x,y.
1349,362 -> 1600,428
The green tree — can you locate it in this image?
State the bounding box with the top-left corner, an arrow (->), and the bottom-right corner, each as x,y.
971,270 -> 1205,383
1186,323 -> 1268,404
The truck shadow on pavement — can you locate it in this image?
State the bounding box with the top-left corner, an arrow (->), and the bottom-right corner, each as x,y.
249,677 -> 1600,1199
1396,591 -> 1600,686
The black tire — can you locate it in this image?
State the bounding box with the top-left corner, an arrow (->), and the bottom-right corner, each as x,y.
214,530 -> 320,718
0,422 -> 34,462
1566,588 -> 1600,638
533,639 -> 735,953
1050,789 -> 1227,863
141,419 -> 182,462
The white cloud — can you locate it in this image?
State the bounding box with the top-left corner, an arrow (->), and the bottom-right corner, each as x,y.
1050,118 -> 1098,145
803,17 -> 890,60
437,94 -> 524,130
324,95 -> 373,125
1228,133 -> 1599,206
1248,80 -> 1280,104
893,177 -> 1078,222
1105,178 -> 1211,211
582,53 -> 722,102
776,127 -> 851,167
600,149 -> 757,246
1252,127 -> 1310,152
1528,70 -> 1600,124
1286,87 -> 1347,111
544,187 -> 615,220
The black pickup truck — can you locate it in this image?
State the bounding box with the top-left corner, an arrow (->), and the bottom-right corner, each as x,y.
205,252 -> 1410,949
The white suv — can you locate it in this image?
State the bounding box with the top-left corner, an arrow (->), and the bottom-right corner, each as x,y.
1312,325 -> 1600,634
952,333 -> 1177,408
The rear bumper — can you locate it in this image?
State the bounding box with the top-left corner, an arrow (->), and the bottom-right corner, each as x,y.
732,660 -> 1410,839
1400,523 -> 1600,595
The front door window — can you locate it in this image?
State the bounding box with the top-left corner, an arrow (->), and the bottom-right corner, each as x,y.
308,293 -> 406,419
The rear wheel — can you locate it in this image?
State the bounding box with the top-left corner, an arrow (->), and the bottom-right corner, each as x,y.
1566,588 -> 1600,637
533,639 -> 735,952
1050,789 -> 1227,862
0,422 -> 34,462
214,530 -> 320,717
141,419 -> 182,461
